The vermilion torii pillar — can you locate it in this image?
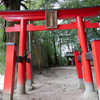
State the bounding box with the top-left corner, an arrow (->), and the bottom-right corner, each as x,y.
91,39 -> 100,100
3,43 -> 17,100
76,16 -> 95,92
26,52 -> 32,86
17,19 -> 27,94
74,51 -> 84,87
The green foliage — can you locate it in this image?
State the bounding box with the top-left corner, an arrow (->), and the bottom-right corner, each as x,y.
0,4 -> 6,74
0,4 -> 6,10
0,24 -> 6,75
59,0 -> 100,52
60,0 -> 100,8
24,0 -> 100,58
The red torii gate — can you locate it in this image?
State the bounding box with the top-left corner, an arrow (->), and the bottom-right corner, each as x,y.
0,6 -> 100,100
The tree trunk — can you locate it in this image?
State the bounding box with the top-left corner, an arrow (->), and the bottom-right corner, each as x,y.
3,0 -> 20,88
60,36 -> 62,66
47,39 -> 52,67
3,0 -> 20,44
53,36 -> 58,66
47,53 -> 51,67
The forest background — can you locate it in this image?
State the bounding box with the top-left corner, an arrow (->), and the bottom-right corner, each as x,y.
0,0 -> 100,75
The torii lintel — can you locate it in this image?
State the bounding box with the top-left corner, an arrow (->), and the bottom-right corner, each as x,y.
0,6 -> 100,21
5,21 -> 99,32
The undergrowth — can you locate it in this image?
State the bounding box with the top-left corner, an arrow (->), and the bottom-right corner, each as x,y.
0,26 -> 6,75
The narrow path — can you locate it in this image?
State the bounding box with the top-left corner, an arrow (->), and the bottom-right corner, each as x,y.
0,66 -> 98,100
13,66 -> 95,100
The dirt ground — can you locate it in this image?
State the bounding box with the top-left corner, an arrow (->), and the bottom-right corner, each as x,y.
0,66 -> 99,100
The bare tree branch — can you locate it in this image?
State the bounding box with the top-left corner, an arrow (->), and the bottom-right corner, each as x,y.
0,0 -> 3,5
20,3 -> 28,10
38,0 -> 49,9
93,28 -> 100,37
29,0 -> 31,10
2,0 -> 12,4
0,20 -> 5,30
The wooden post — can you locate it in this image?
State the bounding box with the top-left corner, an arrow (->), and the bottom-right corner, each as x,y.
26,52 -> 33,90
74,51 -> 84,87
91,38 -> 100,99
3,43 -> 17,100
76,16 -> 94,92
17,19 -> 27,94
